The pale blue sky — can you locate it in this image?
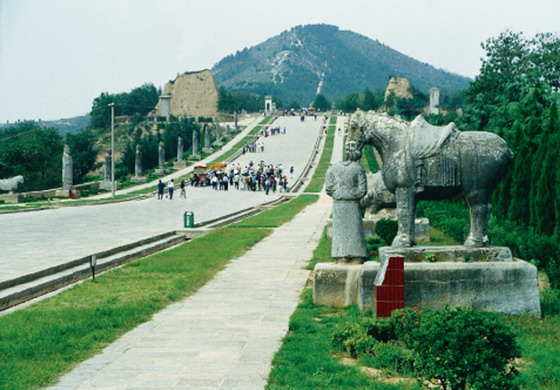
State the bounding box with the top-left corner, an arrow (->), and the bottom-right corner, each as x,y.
1,0 -> 559,122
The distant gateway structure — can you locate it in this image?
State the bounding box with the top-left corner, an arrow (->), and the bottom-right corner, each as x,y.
155,69 -> 219,118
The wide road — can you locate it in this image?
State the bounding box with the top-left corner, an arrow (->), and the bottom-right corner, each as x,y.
0,115 -> 324,285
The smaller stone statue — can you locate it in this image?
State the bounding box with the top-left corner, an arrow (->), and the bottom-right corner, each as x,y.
193,131 -> 198,153
325,140 -> 368,264
135,145 -> 142,177
177,136 -> 184,162
203,125 -> 212,153
158,141 -> 165,169
104,151 -> 112,182
62,144 -> 73,190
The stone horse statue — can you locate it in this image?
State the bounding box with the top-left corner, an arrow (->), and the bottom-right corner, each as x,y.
0,175 -> 24,193
349,111 -> 513,248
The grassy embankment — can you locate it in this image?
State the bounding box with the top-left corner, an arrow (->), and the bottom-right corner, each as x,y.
0,193 -> 317,389
268,204 -> 560,388
303,116 -> 337,193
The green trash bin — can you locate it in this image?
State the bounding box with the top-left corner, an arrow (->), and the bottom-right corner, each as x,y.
184,211 -> 194,228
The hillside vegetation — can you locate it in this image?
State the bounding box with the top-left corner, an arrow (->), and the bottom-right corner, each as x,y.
212,24 -> 470,106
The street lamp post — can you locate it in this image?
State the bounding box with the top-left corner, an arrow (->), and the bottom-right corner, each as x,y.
109,103 -> 115,198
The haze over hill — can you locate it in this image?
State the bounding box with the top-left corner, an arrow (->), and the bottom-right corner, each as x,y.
212,24 -> 471,106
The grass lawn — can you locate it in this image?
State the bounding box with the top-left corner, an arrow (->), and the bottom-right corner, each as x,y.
233,194 -> 318,228
304,122 -> 336,193
267,222 -> 560,389
0,193 -> 316,389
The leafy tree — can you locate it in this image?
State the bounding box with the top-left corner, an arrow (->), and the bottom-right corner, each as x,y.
312,94 -> 331,111
218,87 -> 262,113
90,84 -> 160,128
0,123 -> 63,191
65,130 -> 100,184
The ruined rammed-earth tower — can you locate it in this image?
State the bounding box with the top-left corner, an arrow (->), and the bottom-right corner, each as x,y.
156,69 -> 219,118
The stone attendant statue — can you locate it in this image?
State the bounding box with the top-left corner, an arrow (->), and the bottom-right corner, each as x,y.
204,126 -> 211,149
135,145 -> 143,177
192,131 -> 199,155
349,110 -> 512,247
325,141 -> 368,263
62,144 -> 73,190
158,141 -> 165,169
177,136 -> 184,162
104,151 -> 112,182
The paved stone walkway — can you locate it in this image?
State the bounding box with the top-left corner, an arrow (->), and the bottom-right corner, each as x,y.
49,193 -> 332,390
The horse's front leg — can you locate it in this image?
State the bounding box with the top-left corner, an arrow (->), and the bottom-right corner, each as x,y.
392,187 -> 415,247
464,192 -> 490,247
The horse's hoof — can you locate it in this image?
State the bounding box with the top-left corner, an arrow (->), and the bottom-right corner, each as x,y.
464,236 -> 485,248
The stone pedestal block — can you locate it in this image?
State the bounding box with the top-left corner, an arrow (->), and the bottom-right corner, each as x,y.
379,246 -> 513,263
100,181 -> 119,191
402,260 -> 540,315
313,263 -> 363,307
0,193 -> 24,203
313,248 -> 541,316
173,161 -> 187,169
131,176 -> 147,183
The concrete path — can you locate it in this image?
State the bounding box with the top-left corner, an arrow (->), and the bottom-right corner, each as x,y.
49,194 -> 333,390
0,116 -> 322,285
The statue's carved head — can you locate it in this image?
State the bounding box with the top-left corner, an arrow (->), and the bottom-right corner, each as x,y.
345,140 -> 362,162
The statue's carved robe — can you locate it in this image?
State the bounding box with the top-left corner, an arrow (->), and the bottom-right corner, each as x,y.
325,161 -> 368,259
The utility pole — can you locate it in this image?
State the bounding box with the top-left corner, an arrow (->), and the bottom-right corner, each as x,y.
109,103 -> 115,198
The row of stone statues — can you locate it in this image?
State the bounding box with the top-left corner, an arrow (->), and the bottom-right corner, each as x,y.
63,125 -> 231,187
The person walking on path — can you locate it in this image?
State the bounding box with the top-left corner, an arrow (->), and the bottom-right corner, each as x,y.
157,180 -> 165,200
168,179 -> 174,200
180,180 -> 186,198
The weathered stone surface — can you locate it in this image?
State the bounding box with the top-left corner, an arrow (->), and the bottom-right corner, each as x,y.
155,69 -> 219,118
158,141 -> 165,169
358,261 -> 381,311
0,175 -> 24,192
379,246 -> 513,263
429,87 -> 440,115
0,193 -> 24,203
403,260 -> 540,315
134,144 -> 142,177
313,263 -> 363,307
62,144 -> 73,190
177,136 -> 184,162
384,77 -> 413,101
315,250 -> 540,316
349,111 -> 513,247
325,142 -> 368,263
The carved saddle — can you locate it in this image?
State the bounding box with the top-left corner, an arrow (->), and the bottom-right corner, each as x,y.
409,116 -> 460,191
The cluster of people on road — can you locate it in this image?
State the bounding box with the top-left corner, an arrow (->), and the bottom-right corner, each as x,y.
242,126 -> 288,154
157,179 -> 186,200
189,161 -> 294,195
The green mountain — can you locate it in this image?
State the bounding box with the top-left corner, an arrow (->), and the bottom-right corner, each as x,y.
212,24 -> 471,106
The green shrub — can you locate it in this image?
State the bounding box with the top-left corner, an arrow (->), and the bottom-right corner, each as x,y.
374,219 -> 398,245
332,321 -> 378,358
332,317 -> 395,358
402,308 -> 521,390
372,341 -> 415,375
365,236 -> 385,258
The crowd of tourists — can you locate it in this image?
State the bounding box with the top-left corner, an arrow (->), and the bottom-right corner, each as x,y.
189,161 -> 293,195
